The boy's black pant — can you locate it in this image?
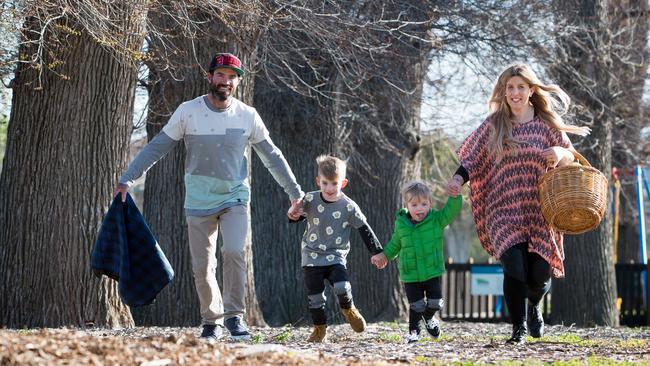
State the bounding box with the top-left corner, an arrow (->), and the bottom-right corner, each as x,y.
404,276 -> 443,332
500,242 -> 552,326
303,264 -> 353,325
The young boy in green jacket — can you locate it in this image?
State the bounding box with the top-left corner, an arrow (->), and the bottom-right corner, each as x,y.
372,180 -> 461,343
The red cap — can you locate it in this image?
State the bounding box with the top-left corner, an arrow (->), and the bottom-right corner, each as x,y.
208,53 -> 244,76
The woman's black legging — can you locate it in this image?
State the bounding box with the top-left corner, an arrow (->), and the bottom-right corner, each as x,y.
500,242 -> 552,325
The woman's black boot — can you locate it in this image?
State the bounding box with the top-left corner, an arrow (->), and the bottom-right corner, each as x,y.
527,301 -> 544,338
506,323 -> 528,345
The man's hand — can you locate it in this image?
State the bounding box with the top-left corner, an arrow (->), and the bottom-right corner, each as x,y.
371,253 -> 388,269
288,199 -> 304,220
114,183 -> 129,203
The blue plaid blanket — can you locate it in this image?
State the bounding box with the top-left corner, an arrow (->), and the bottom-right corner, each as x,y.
91,193 -> 174,307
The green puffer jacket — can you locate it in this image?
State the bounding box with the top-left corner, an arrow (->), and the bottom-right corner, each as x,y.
383,196 -> 462,283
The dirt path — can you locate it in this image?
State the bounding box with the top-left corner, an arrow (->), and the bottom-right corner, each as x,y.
2,321 -> 649,365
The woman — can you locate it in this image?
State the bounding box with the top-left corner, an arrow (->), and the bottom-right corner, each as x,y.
447,63 -> 589,345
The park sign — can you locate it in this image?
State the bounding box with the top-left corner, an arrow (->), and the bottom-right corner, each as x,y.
470,265 -> 504,296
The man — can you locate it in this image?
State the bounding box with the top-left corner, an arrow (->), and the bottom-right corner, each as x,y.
115,53 -> 303,341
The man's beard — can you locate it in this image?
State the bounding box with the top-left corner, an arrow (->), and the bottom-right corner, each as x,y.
209,83 -> 231,102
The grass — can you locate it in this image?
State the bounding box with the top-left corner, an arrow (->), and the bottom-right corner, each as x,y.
380,321 -> 403,330
524,333 -> 595,347
251,333 -> 264,343
615,338 -> 648,349
408,357 -> 650,366
543,357 -> 649,366
274,327 -> 293,343
529,334 -> 649,349
377,331 -> 402,343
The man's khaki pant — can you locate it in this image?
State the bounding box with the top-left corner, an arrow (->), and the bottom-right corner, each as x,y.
186,204 -> 248,326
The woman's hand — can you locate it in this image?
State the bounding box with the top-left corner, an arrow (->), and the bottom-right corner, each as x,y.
447,174 -> 464,197
541,146 -> 574,168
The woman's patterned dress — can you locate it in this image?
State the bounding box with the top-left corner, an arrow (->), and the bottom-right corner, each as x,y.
458,116 -> 573,278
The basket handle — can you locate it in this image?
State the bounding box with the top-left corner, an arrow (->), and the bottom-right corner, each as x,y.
571,150 -> 591,167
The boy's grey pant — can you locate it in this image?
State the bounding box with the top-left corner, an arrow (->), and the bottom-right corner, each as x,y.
186,204 -> 248,326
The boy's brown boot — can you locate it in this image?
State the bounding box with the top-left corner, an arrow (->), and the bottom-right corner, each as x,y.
307,325 -> 327,342
341,307 -> 366,332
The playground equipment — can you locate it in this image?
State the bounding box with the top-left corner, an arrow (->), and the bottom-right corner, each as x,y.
612,165 -> 649,308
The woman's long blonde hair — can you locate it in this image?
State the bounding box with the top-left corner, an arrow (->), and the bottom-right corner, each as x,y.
488,63 -> 590,157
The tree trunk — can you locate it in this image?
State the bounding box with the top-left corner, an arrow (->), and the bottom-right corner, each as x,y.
610,0 -> 649,264
251,0 -> 433,325
549,0 -> 618,326
251,73 -> 339,326
133,7 -> 266,326
130,39 -> 206,326
340,0 -> 433,323
0,6 -> 146,328
341,81 -> 423,323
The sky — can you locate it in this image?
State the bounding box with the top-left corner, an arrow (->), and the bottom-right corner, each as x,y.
420,54 -> 494,140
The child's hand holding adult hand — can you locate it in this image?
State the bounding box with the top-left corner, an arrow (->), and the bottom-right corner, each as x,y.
287,199 -> 304,220
446,175 -> 463,197
371,253 -> 388,269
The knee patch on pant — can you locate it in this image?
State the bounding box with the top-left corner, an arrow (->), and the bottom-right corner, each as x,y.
308,292 -> 326,309
333,281 -> 353,307
332,281 -> 351,296
426,298 -> 444,312
409,298 -> 426,313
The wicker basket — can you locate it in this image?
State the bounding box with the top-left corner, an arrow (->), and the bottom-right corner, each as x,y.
538,150 -> 608,234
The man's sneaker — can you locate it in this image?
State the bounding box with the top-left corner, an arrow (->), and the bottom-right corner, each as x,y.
425,317 -> 441,338
341,307 -> 366,332
200,324 -> 222,343
407,330 -> 420,344
224,316 -> 251,341
307,324 -> 327,343
527,301 -> 544,338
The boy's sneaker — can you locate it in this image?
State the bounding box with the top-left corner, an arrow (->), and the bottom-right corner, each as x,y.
407,330 -> 420,344
341,307 -> 366,332
200,324 -> 222,343
224,316 -> 251,341
425,317 -> 441,338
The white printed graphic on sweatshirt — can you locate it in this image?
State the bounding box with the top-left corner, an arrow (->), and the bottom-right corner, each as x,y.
299,191 -> 369,267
